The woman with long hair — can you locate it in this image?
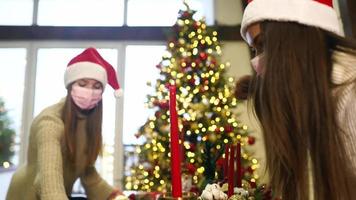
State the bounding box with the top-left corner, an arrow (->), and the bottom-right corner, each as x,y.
6,47 -> 126,200
237,0 -> 356,199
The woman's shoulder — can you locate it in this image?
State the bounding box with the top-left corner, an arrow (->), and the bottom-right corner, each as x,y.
31,98 -> 66,130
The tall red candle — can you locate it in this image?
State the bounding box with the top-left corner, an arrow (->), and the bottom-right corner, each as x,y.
236,142 -> 242,187
169,85 -> 182,197
223,144 -> 230,180
227,145 -> 235,197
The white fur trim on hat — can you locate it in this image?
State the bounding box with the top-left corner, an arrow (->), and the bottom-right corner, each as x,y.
64,61 -> 107,88
241,0 -> 342,42
114,88 -> 123,98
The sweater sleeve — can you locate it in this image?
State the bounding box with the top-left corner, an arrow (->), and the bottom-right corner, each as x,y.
34,115 -> 68,200
81,166 -> 114,200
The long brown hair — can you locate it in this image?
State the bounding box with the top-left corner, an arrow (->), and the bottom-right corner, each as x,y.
62,86 -> 103,166
248,21 -> 356,199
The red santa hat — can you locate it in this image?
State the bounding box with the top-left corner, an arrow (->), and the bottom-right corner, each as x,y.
64,47 -> 123,98
240,0 -> 342,42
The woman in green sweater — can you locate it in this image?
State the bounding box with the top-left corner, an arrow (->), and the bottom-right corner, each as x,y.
6,47 -> 127,200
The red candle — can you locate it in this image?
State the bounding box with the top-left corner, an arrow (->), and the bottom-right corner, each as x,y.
169,85 -> 182,197
227,145 -> 235,197
236,142 -> 242,187
223,144 -> 230,181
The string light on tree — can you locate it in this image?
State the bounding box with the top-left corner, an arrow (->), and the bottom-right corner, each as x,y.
124,3 -> 259,193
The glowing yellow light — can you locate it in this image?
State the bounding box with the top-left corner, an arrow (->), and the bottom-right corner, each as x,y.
198,35 -> 203,39
201,24 -> 206,29
169,42 -> 174,48
202,127 -> 206,132
143,171 -> 149,176
145,144 -> 151,149
3,161 -> 10,169
204,85 -> 209,90
229,77 -> 234,82
192,48 -> 198,55
212,37 -> 217,42
187,152 -> 195,157
219,127 -> 224,132
217,145 -> 221,149
216,107 -> 222,112
136,147 -> 142,154
197,29 -> 202,34
213,31 -> 218,36
191,62 -> 196,67
197,167 -> 205,174
155,174 -> 160,178
144,179 -> 149,183
214,99 -> 219,105
250,178 -> 256,183
211,77 -> 216,83
190,159 -> 195,163
207,49 -> 213,54
125,182 -> 132,189
160,180 -> 165,184
224,139 -> 229,143
243,125 -> 248,130
220,64 -> 225,69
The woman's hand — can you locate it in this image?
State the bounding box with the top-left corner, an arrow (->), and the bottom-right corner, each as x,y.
108,189 -> 128,200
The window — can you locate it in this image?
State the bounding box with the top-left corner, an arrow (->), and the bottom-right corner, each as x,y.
127,0 -> 214,26
37,0 -> 124,26
123,45 -> 166,145
0,0 -> 34,25
0,48 -> 27,166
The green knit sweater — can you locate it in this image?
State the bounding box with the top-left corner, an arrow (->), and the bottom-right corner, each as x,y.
6,99 -> 114,200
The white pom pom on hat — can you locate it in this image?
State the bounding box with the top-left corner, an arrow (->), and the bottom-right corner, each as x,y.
240,0 -> 342,42
64,47 -> 123,98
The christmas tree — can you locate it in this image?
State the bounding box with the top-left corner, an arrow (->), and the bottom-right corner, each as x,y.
124,5 -> 259,194
0,97 -> 16,168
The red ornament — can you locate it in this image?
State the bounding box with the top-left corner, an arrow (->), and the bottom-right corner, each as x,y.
155,111 -> 161,118
199,52 -> 208,60
182,11 -> 190,18
248,136 -> 256,145
158,100 -> 169,109
216,157 -> 225,167
186,163 -> 197,174
215,127 -> 220,134
134,132 -> 141,139
189,143 -> 196,151
224,125 -> 233,133
189,78 -> 195,85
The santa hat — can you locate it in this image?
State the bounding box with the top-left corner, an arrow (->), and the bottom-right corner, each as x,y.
240,0 -> 342,42
64,47 -> 123,98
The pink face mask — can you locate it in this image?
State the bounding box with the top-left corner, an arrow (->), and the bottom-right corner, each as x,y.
71,84 -> 103,110
251,54 -> 264,76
